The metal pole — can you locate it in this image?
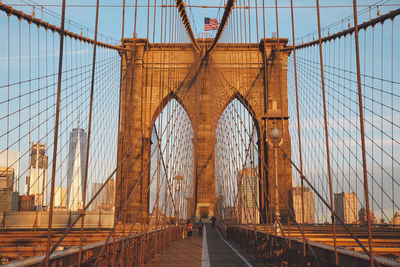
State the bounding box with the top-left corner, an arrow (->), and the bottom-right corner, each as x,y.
45,1 -> 66,266
352,1 -> 375,266
78,0 -> 100,265
274,145 -> 280,222
315,0 -> 339,264
289,0 -> 307,256
118,0 -> 126,263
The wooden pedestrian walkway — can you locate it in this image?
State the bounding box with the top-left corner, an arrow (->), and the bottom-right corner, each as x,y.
145,223 -> 262,267
144,227 -> 202,267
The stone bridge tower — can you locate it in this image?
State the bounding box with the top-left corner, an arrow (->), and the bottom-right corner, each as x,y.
116,38 -> 293,223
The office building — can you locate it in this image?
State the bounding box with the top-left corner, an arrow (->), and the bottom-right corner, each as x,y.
92,178 -> 115,211
237,167 -> 259,224
0,151 -> 20,192
106,178 -> 115,209
54,187 -> 67,210
92,182 -> 104,211
392,211 -> 400,225
67,128 -> 87,211
292,186 -> 315,224
359,207 -> 378,224
0,167 -> 14,191
27,142 -> 48,207
0,191 -> 19,212
334,192 -> 358,224
19,195 -> 35,211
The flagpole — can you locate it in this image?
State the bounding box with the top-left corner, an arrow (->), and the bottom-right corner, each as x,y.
203,5 -> 206,41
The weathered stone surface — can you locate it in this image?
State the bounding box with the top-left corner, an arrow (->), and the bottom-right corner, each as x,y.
116,38 -> 293,223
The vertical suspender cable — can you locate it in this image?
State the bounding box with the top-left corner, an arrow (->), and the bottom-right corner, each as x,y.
79,0 -> 100,265
274,0 -> 285,227
7,14 -> 10,196
45,0 -> 66,266
255,0 -> 258,42
118,0 -> 126,264
261,0 -> 268,228
315,0 -> 339,265
352,1 -> 374,266
289,0 -> 307,256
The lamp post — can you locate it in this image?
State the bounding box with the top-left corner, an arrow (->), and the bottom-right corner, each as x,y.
266,126 -> 284,224
174,174 -> 183,223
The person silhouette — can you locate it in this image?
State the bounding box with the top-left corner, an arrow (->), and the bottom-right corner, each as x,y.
211,216 -> 216,229
186,219 -> 193,239
198,219 -> 204,236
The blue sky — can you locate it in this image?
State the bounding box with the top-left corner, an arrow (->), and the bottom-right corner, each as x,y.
1,0 -> 399,220
4,0 -> 399,44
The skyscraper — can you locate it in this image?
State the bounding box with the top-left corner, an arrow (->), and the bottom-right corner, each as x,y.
334,192 -> 359,224
91,182 -> 104,211
54,187 -> 67,210
27,142 -> 48,207
106,178 -> 115,210
237,167 -> 260,224
292,186 -> 315,224
67,128 -> 87,211
92,179 -> 115,211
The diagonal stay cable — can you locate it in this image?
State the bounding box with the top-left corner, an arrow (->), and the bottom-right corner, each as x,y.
271,134 -> 381,265
42,46 -> 206,262
210,61 -> 322,266
207,0 -> 236,53
175,0 -> 199,53
283,7 -> 400,51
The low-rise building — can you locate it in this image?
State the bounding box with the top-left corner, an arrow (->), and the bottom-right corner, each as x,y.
19,195 -> 35,211
91,179 -> 115,211
0,191 -> 19,212
0,167 -> 14,191
392,211 -> 400,225
358,207 -> 378,224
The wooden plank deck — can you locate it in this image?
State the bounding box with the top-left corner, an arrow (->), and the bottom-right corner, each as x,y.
145,223 -> 263,267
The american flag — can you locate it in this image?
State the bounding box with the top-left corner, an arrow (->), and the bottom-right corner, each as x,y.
204,17 -> 219,31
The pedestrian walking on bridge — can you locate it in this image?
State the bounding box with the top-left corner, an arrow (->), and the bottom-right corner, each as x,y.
186,219 -> 193,239
198,219 -> 204,236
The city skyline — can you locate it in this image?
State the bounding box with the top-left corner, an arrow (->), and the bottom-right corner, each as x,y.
0,126 -> 117,211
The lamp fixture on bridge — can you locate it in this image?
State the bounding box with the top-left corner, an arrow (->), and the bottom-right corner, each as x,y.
270,127 -> 281,140
266,125 -> 284,232
174,174 -> 184,220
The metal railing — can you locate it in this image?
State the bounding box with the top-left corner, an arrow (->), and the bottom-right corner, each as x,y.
9,225 -> 182,266
225,226 -> 400,267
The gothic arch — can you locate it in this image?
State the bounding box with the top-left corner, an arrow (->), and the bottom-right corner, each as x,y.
218,91 -> 261,140
149,91 -> 193,133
